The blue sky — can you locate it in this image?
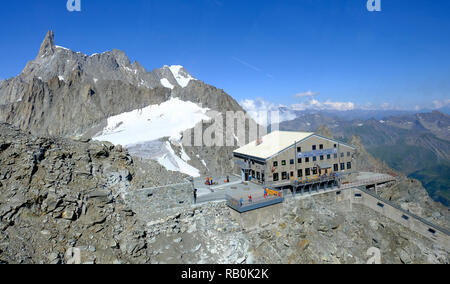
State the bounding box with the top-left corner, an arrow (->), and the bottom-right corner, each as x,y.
0,0 -> 449,111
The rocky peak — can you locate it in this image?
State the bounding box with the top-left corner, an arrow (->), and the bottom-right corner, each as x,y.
37,30 -> 56,58
109,49 -> 131,67
316,125 -> 333,139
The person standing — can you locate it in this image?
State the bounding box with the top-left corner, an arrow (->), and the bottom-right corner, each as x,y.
194,188 -> 197,204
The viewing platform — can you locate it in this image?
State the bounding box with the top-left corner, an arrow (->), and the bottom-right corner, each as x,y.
226,192 -> 284,213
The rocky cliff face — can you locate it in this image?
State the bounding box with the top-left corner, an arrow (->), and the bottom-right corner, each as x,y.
0,123 -> 187,264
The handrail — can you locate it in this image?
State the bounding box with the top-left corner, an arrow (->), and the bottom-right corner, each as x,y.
340,176 -> 396,189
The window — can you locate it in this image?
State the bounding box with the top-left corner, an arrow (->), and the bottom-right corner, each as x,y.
334,144 -> 337,148
341,153 -> 344,158
347,162 -> 352,170
298,169 -> 303,177
312,167 -> 318,175
256,172 -> 260,180
354,193 -> 362,198
428,228 -> 436,234
313,156 -> 317,162
402,215 -> 409,221
297,147 -> 302,152
320,155 -> 324,161
334,154 -> 338,159
340,163 -> 345,171
327,154 -> 331,160
319,144 -> 324,150
336,191 -> 342,195
312,145 -> 317,151
273,161 -> 278,167
305,157 -> 310,163
305,168 -> 311,176
282,172 -> 288,180
298,158 -> 302,164
347,152 -> 350,157
282,160 -> 286,166
251,170 -> 255,177
334,164 -> 339,171
290,159 -> 294,165
290,171 -> 294,178
377,202 -> 385,208
273,173 -> 279,181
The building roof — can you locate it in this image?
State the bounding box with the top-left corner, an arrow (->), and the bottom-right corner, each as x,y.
233,131 -> 314,160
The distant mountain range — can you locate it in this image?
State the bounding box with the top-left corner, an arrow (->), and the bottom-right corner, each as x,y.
279,109 -> 450,206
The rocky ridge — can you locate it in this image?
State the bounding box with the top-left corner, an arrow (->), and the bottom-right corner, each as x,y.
0,31 -> 253,175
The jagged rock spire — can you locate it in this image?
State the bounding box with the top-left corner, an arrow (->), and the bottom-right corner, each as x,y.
38,30 -> 56,58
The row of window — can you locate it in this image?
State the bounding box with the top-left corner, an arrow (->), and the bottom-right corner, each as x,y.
273,152 -> 351,167
250,170 -> 265,182
297,143 -> 339,153
272,162 -> 351,181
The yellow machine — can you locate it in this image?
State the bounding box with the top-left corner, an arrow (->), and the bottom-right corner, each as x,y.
265,188 -> 282,197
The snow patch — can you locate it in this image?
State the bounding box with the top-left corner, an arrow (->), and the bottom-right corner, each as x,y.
138,79 -> 147,88
157,142 -> 200,177
168,65 -> 196,88
55,45 -> 70,51
180,145 -> 191,162
93,97 -> 211,147
123,66 -> 134,73
160,78 -> 174,90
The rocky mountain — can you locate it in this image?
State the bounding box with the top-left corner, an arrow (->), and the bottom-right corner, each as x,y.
280,111 -> 450,206
0,31 -> 253,176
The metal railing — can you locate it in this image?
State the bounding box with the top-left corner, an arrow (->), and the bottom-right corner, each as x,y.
340,175 -> 396,189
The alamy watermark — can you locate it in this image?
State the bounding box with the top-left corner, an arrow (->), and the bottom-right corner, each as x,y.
67,0 -> 81,12
180,110 -> 280,148
367,0 -> 381,12
65,247 -> 81,264
65,1 -> 380,13
366,247 -> 381,264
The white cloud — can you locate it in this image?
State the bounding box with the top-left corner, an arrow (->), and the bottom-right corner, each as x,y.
291,98 -> 355,111
294,90 -> 319,98
432,99 -> 450,109
240,98 -> 297,126
240,96 -> 356,125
